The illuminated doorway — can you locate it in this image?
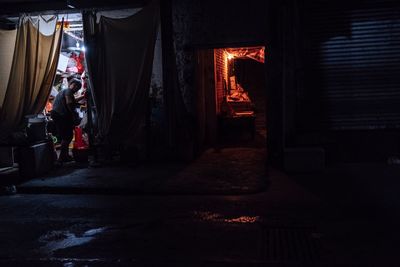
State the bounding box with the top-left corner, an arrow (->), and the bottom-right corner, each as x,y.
195,46 -> 266,150
214,46 -> 266,145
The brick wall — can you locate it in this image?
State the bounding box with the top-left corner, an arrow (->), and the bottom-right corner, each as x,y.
213,49 -> 228,114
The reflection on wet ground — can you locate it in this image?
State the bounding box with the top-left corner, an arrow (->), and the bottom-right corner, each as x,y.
224,216 -> 260,223
36,212 -> 263,259
193,211 -> 260,224
38,227 -> 108,256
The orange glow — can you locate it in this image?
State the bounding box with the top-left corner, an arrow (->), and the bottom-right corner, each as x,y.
224,216 -> 260,224
56,21 -> 70,29
224,46 -> 265,63
193,211 -> 260,224
226,53 -> 234,60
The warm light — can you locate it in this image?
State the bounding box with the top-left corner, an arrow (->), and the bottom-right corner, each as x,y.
224,46 -> 265,63
193,211 -> 260,224
56,21 -> 70,29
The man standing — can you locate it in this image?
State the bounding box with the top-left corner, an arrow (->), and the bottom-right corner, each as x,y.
51,79 -> 82,162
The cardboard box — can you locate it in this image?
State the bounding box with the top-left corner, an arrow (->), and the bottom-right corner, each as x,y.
18,141 -> 55,178
0,147 -> 13,168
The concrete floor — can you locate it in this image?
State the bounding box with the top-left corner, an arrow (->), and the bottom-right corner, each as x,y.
0,147 -> 400,266
17,147 -> 267,195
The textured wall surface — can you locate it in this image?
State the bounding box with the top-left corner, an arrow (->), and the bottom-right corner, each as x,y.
214,49 -> 228,114
172,0 -> 268,115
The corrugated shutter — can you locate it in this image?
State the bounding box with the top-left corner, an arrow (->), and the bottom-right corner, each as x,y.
301,0 -> 400,130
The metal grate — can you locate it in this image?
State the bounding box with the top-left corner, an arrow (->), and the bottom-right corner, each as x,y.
258,227 -> 322,262
299,0 -> 400,130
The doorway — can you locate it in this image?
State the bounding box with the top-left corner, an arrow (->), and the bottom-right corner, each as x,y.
195,46 -> 266,151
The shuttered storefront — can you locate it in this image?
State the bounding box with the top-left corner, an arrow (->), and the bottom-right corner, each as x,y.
300,0 -> 400,131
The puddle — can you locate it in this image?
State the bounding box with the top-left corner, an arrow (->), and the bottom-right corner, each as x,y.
224,216 -> 260,223
193,211 -> 221,221
193,211 -> 260,224
38,227 -> 108,255
83,227 -> 108,237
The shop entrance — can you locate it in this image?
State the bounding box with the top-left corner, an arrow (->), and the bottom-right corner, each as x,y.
44,13 -> 90,161
195,46 -> 266,150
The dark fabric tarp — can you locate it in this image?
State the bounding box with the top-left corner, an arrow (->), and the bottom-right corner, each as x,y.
83,3 -> 160,146
160,0 -> 195,159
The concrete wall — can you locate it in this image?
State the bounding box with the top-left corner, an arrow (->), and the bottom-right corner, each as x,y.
171,0 -> 268,115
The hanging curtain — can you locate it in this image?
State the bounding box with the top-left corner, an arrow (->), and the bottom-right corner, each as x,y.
160,0 -> 194,159
0,28 -> 17,109
0,16 -> 62,142
83,2 -> 160,146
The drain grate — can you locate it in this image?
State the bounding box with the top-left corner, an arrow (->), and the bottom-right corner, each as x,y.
258,226 -> 322,262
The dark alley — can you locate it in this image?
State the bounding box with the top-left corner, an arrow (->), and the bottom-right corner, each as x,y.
1,0 -> 400,266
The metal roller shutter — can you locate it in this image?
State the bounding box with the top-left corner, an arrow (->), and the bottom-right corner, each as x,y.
300,0 -> 400,130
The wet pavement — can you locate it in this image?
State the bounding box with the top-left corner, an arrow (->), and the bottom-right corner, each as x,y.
0,161 -> 327,266
1,149 -> 400,266
0,193 -> 326,266
16,148 -> 267,195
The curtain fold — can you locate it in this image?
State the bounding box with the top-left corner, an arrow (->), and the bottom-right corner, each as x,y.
0,16 -> 62,141
160,0 -> 194,159
0,28 -> 17,109
83,2 -> 160,146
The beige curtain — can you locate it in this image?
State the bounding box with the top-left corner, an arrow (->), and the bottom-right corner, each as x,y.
0,29 -> 17,109
0,17 -> 62,141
